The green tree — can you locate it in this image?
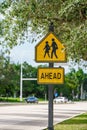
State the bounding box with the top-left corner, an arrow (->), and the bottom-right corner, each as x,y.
76,68 -> 87,99
0,52 -> 6,96
65,68 -> 87,100
83,78 -> 87,92
0,55 -> 20,97
0,0 -> 87,61
65,68 -> 79,99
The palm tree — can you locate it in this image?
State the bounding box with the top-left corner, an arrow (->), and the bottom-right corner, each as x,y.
65,68 -> 79,100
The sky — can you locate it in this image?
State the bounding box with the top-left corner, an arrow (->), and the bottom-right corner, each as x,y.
10,41 -> 43,67
0,0 -> 3,3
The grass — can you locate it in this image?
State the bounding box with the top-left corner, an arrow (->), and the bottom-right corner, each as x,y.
45,113 -> 87,130
54,113 -> 87,130
0,97 -> 21,102
0,97 -> 46,102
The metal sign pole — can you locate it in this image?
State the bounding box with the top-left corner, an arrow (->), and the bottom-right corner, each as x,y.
48,22 -> 54,130
48,62 -> 54,130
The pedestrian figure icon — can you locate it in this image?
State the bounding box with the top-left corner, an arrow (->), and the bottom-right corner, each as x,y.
43,41 -> 50,58
51,38 -> 58,58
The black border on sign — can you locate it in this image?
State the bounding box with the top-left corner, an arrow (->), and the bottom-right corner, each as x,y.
37,67 -> 65,84
35,32 -> 67,63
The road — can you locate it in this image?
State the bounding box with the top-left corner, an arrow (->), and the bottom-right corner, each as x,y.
0,102 -> 87,130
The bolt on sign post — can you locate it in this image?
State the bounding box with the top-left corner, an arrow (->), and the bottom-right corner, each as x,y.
35,23 -> 66,130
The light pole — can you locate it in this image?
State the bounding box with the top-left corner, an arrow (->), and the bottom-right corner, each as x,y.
20,63 -> 23,101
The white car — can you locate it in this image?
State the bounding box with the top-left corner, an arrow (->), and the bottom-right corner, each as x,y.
54,96 -> 68,103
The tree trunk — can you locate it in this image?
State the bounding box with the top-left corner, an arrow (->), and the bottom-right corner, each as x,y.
72,89 -> 74,100
80,83 -> 83,100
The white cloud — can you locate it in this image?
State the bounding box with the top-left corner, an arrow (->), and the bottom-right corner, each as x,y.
10,42 -> 43,67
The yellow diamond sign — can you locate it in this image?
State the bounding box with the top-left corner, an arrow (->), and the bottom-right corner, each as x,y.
38,67 -> 64,84
35,32 -> 66,62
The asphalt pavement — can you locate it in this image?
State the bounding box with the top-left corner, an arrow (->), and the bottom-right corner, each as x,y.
0,101 -> 87,130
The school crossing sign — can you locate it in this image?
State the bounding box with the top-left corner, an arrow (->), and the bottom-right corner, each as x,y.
35,32 -> 66,63
38,67 -> 64,84
35,32 -> 66,84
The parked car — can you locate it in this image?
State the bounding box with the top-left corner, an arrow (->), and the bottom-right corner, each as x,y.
54,96 -> 68,103
25,96 -> 38,103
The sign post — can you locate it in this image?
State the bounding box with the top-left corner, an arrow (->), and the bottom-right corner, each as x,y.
35,22 -> 66,130
48,62 -> 54,130
48,23 -> 54,130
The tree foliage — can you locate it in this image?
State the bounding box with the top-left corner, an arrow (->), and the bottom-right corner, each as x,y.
65,68 -> 79,90
0,57 -> 87,99
0,54 -> 20,96
0,0 -> 87,61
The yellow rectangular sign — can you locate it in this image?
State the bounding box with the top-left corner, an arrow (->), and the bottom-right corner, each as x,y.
38,68 -> 64,84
